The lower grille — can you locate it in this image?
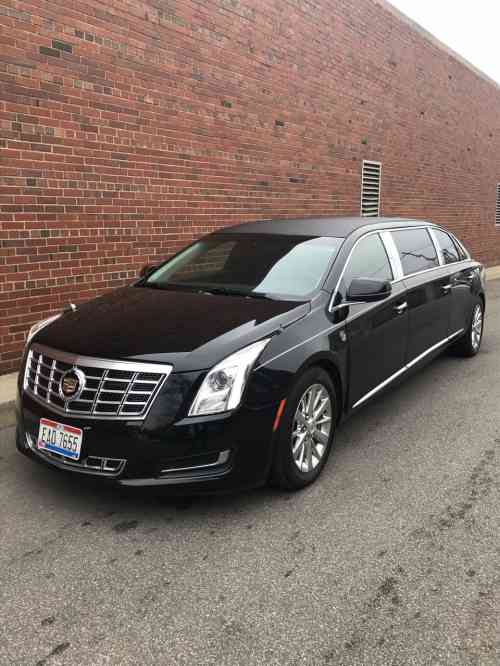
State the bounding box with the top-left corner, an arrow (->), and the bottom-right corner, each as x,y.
23,343 -> 172,420
26,433 -> 126,477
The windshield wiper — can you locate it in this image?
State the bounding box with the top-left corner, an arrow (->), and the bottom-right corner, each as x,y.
138,282 -> 271,299
201,287 -> 270,299
138,282 -> 203,293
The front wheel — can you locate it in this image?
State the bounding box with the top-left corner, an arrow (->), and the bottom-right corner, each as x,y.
269,367 -> 337,491
451,300 -> 484,357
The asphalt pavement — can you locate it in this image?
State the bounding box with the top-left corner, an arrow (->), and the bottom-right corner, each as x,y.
1,283 -> 500,665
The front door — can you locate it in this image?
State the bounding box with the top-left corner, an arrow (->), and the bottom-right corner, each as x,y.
335,233 -> 409,408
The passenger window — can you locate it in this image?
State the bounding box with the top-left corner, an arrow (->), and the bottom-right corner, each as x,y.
452,236 -> 468,261
433,229 -> 460,264
339,234 -> 393,298
391,229 -> 439,276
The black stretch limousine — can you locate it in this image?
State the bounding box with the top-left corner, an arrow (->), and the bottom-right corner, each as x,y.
16,217 -> 485,491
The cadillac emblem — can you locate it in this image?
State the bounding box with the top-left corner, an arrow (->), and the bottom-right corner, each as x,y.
59,368 -> 86,402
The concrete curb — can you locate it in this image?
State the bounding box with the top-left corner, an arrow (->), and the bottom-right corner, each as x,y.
486,266 -> 500,281
0,372 -> 17,427
1,270 -> 499,428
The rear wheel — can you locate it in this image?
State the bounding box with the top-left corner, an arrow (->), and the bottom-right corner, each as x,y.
451,300 -> 484,357
269,367 -> 337,491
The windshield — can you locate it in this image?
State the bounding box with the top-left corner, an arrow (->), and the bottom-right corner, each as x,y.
143,233 -> 343,300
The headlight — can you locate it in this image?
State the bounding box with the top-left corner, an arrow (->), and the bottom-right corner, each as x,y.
188,339 -> 271,416
26,315 -> 61,347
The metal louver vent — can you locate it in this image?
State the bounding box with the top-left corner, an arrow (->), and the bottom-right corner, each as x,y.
496,184 -> 500,225
361,160 -> 382,217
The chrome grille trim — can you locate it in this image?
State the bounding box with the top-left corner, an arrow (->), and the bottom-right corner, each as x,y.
160,450 -> 231,475
26,433 -> 126,476
23,343 -> 173,421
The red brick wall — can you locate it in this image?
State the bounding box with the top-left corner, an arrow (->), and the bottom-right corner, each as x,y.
1,0 -> 500,374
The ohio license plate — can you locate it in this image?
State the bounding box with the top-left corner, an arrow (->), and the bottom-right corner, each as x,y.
37,418 -> 83,460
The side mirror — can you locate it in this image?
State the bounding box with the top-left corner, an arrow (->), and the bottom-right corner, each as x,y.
347,278 -> 391,303
139,264 -> 158,278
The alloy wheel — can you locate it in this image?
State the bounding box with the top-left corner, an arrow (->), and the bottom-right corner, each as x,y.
292,383 -> 332,473
471,304 -> 483,351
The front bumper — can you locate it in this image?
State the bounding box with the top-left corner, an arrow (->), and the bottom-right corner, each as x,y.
16,388 -> 277,492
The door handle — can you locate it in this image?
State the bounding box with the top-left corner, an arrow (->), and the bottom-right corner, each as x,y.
394,302 -> 408,314
442,284 -> 453,294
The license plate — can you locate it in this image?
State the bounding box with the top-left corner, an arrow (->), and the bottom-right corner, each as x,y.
37,418 -> 83,461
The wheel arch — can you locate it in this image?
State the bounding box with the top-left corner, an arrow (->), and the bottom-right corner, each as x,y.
479,291 -> 486,312
296,353 -> 345,422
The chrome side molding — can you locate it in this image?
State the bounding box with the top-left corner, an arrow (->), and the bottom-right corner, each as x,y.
352,328 -> 465,409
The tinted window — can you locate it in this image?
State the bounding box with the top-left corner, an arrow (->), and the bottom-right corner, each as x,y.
340,234 -> 393,296
145,234 -> 343,300
433,229 -> 460,265
392,229 -> 439,276
452,236 -> 468,261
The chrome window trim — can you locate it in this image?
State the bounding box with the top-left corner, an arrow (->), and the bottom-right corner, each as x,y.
448,231 -> 471,261
352,328 -> 465,409
23,343 -> 173,421
380,230 -> 404,279
428,227 -> 444,266
429,227 -> 470,267
390,226 -> 441,277
390,259 -> 472,284
328,229 -> 396,312
328,224 -> 473,312
328,225 -> 447,312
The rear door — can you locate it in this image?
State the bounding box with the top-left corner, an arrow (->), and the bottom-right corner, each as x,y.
390,227 -> 450,364
430,228 -> 477,337
334,232 -> 409,408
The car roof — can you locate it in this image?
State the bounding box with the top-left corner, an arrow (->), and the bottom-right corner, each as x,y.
218,216 -> 435,239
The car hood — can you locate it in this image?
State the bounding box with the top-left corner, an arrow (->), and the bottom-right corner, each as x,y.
34,286 -> 309,372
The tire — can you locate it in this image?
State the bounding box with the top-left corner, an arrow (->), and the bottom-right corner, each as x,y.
269,367 -> 337,491
451,299 -> 484,358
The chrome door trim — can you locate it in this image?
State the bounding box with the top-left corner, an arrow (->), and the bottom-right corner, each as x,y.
351,366 -> 408,410
351,328 -> 465,409
406,328 -> 464,369
394,301 -> 408,314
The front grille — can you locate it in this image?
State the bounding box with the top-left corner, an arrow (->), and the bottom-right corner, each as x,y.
23,343 -> 173,420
